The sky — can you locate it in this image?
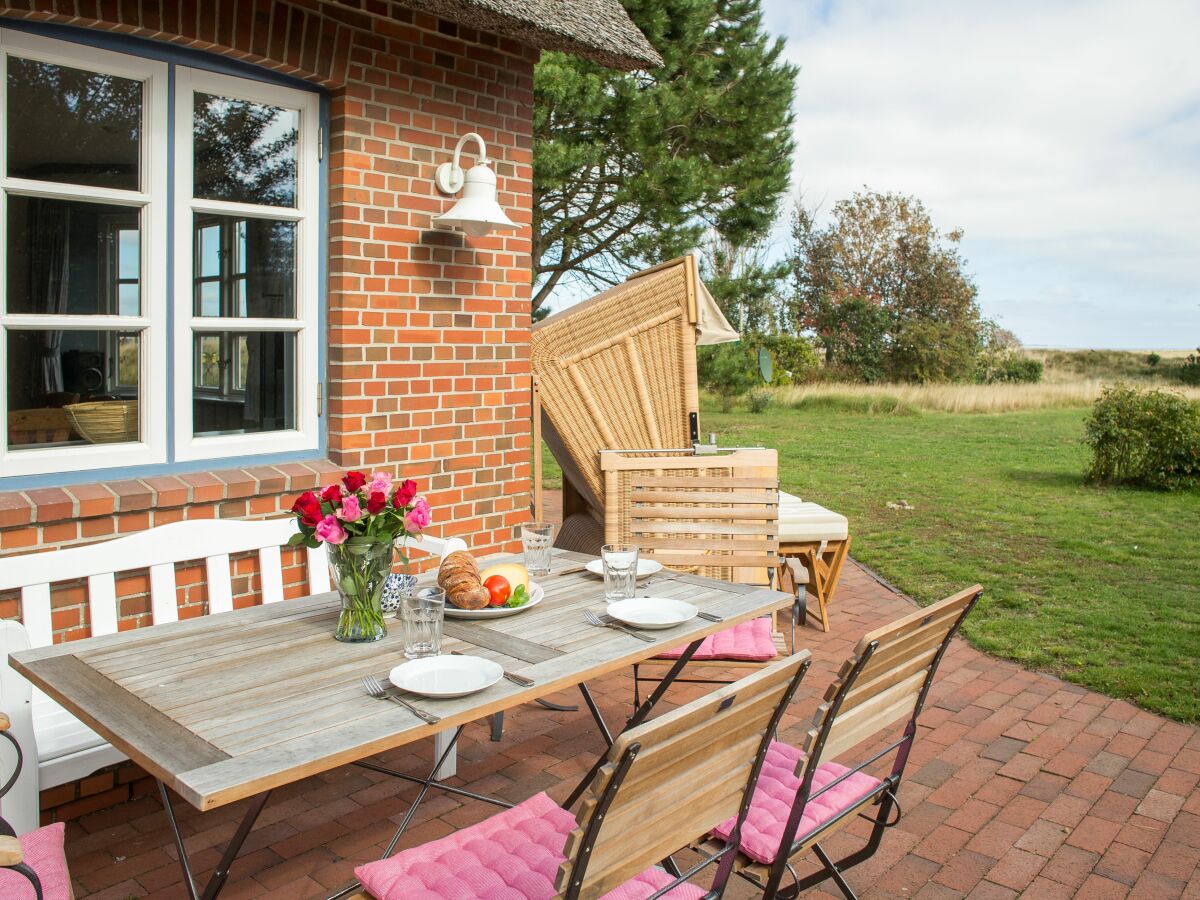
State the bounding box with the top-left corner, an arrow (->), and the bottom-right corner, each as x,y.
760,0 -> 1200,349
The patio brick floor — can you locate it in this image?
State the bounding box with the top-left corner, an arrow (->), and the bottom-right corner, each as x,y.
62,558 -> 1200,898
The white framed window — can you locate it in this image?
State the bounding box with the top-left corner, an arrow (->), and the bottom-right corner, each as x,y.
0,29 -> 321,478
0,30 -> 168,477
172,69 -> 319,461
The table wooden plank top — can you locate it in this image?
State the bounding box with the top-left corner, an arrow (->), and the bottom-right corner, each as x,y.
10,549 -> 791,811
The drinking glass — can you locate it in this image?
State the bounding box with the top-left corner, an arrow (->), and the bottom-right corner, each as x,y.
522,522 -> 555,576
602,543 -> 639,602
401,586 -> 445,659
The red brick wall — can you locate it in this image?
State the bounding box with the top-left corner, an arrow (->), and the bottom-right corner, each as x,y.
0,1 -> 537,821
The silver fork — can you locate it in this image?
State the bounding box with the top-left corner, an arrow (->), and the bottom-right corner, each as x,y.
360,675 -> 441,724
450,650 -> 535,686
585,608 -> 653,642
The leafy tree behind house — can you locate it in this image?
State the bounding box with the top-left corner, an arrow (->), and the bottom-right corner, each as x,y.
532,0 -> 797,313
788,190 -> 985,382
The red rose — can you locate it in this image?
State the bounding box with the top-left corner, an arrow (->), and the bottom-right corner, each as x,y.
321,484 -> 343,506
393,478 -> 418,508
343,471 -> 367,492
367,491 -> 388,515
291,491 -> 322,527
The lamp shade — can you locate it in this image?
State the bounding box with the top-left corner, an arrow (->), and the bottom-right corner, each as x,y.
432,162 -> 518,237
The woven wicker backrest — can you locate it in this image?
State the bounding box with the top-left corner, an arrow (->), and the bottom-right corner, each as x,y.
804,585 -> 983,764
600,448 -> 779,586
557,651 -> 812,899
532,257 -> 702,512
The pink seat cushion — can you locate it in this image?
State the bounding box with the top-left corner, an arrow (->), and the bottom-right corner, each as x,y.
711,741 -> 883,864
0,822 -> 71,900
656,617 -> 778,662
355,792 -> 706,899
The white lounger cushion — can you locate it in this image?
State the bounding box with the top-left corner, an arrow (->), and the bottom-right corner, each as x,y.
779,491 -> 849,543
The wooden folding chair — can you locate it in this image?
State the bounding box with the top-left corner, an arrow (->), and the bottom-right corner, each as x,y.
712,585 -> 983,899
600,448 -> 792,705
351,651 -> 813,900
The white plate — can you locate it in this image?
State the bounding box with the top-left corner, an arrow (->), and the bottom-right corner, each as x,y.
606,597 -> 697,630
390,655 -> 503,698
585,558 -> 664,579
444,582 -> 544,619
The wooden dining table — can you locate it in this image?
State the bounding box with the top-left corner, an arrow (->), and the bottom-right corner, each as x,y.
10,548 -> 792,899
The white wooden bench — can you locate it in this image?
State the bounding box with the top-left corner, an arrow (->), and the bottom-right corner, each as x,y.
0,517 -> 463,834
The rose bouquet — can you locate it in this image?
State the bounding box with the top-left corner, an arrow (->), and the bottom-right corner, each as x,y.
290,471 -> 432,642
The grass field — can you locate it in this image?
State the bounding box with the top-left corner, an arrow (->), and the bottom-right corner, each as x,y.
542,394 -> 1200,722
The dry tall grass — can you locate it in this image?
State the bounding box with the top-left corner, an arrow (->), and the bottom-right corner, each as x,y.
773,380 -> 1200,414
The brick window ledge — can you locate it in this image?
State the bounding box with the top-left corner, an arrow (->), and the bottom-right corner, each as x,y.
0,459 -> 350,552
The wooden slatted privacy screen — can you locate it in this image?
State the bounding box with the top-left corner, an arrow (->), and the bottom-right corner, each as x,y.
557,651 -> 811,898
532,256 -> 703,514
601,448 -> 779,586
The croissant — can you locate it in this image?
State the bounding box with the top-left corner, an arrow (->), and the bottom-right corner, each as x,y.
438,551 -> 490,610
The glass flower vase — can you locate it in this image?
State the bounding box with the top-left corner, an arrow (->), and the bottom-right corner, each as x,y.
328,537 -> 393,642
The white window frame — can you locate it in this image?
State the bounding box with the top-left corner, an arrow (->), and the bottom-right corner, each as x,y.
0,30 -> 169,477
172,68 -> 320,462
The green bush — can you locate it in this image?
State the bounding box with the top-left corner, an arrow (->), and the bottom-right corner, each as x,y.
1084,384 -> 1200,490
697,342 -> 759,400
742,333 -> 819,385
1179,349 -> 1200,386
746,386 -> 774,413
978,355 -> 1044,384
1146,352 -> 1161,368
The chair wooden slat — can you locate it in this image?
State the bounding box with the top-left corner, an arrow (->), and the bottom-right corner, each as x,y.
258,546 -> 284,604
86,573 -> 120,637
20,584 -> 53,647
205,554 -> 234,614
149,563 -> 179,624
306,545 -> 331,594
556,652 -> 810,899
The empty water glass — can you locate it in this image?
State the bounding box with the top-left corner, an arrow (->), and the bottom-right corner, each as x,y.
401,587 -> 445,659
522,522 -> 554,576
602,544 -> 639,602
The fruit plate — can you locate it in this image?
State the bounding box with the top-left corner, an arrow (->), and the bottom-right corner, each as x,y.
606,596 -> 697,629
444,582 -> 544,619
390,655 -> 503,698
584,558 -> 664,579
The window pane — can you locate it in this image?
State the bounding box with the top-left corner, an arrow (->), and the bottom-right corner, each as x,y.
5,196 -> 141,316
6,329 -> 140,449
192,331 -> 295,436
193,92 -> 298,206
6,57 -> 141,191
192,214 -> 295,317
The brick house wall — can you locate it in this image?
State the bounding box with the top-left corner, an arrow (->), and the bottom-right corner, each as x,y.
0,0 -> 537,821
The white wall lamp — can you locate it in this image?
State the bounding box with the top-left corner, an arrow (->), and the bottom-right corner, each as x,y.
432,132 -> 519,237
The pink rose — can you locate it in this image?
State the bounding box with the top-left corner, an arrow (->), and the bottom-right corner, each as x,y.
404,496 -> 432,533
315,514 -> 347,545
338,494 -> 362,522
367,471 -> 393,496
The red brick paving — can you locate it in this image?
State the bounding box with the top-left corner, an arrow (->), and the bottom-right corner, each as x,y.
63,556 -> 1200,898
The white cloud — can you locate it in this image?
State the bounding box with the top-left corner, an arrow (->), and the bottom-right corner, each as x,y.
765,0 -> 1200,347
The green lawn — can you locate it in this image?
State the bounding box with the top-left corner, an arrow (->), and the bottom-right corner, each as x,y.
543,403 -> 1200,722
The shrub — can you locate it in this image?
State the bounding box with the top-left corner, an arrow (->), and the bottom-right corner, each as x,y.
1179,349 -> 1200,386
697,342 -> 759,405
1084,384 -> 1200,489
742,333 -> 820,385
978,355 -> 1043,384
1146,352 -> 1161,368
746,386 -> 774,413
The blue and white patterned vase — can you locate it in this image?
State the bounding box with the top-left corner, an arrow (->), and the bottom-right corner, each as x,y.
382,572 -> 418,614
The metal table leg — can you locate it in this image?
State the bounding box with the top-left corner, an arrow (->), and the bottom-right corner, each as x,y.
158,781 -> 271,900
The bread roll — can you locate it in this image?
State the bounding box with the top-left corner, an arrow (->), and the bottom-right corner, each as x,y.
437,551 -> 490,609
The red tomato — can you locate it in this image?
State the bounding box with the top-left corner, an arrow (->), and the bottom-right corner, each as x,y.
483,575 -> 511,607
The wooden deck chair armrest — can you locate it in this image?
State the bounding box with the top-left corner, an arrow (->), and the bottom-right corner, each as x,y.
0,834 -> 24,866
0,712 -> 9,731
